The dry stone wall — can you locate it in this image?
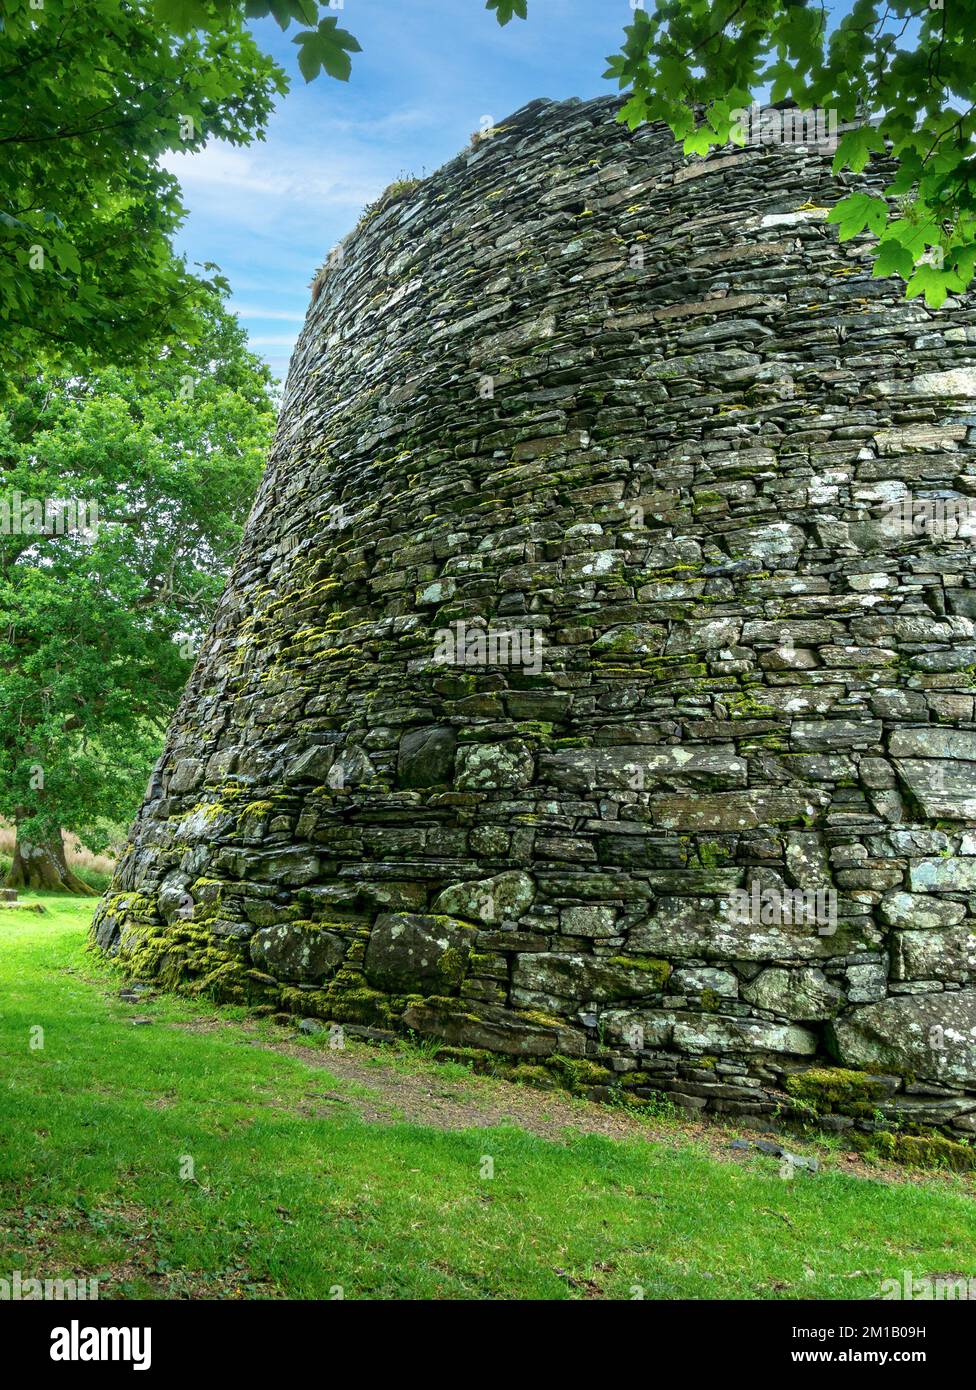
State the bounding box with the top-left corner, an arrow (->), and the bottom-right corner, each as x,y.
94,96 -> 976,1144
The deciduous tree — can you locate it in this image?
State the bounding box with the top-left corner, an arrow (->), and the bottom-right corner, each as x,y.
0,0 -> 286,374
0,290 -> 275,890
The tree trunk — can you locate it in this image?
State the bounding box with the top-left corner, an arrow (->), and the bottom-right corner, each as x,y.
5,830 -> 97,895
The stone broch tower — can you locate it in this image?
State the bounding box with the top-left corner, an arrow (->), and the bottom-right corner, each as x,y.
95,97 -> 976,1141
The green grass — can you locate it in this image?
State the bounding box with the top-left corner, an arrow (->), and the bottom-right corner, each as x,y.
2,894 -> 975,1300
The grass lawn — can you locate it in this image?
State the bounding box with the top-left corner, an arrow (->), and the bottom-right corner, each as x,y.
1,893 -> 975,1300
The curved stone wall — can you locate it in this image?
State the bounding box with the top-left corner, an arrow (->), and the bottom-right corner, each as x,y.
94,96 -> 976,1141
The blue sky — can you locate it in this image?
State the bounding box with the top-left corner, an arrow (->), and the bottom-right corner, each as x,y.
163,0 -> 631,380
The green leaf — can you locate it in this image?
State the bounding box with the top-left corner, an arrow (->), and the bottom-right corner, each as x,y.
267,1 -> 296,30
827,192 -> 889,241
486,0 -> 528,24
886,149 -> 924,198
705,99 -> 732,143
831,125 -> 882,176
51,239 -> 82,276
152,0 -> 204,30
618,92 -> 649,130
952,242 -> 976,282
872,238 -> 915,280
885,214 -> 937,260
683,127 -> 713,157
905,262 -> 954,309
292,15 -> 361,82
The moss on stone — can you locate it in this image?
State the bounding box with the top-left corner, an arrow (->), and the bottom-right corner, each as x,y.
509,1063 -> 559,1089
785,1067 -> 890,1112
514,1008 -> 565,1029
723,689 -> 778,718
851,1129 -> 976,1172
430,1045 -> 497,1072
607,956 -> 671,988
513,720 -> 556,742
324,986 -> 396,1027
544,1055 -> 614,1091
437,946 -> 468,989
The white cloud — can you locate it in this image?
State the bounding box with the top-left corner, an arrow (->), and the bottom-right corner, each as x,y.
161,138 -> 391,215
245,333 -> 304,347
231,306 -> 306,321
325,106 -> 437,136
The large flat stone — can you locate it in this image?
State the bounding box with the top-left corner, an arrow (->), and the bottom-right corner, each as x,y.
889,729 -> 976,761
629,896 -> 878,961
601,1008 -> 817,1056
512,951 -> 670,1007
791,720 -> 883,749
591,622 -> 666,657
725,522 -> 805,568
648,789 -> 829,830
909,859 -> 976,893
880,891 -> 966,930
663,619 -> 743,654
363,913 -> 478,994
892,760 -> 976,819
539,746 -> 746,792
893,927 -> 976,982
455,740 -> 534,791
396,725 -> 458,789
432,870 -> 535,924
741,967 -> 844,1020
214,847 -> 321,886
831,991 -> 976,1087
402,999 -> 585,1057
250,923 -> 347,983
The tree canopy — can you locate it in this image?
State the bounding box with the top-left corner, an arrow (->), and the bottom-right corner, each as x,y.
0,0 -> 285,375
0,289 -> 275,886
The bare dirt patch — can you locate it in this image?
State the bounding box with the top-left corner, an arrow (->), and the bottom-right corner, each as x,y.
252,1032 -> 976,1195
272,1036 -> 657,1141
240,1028 -> 976,1200
101,971 -> 976,1198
